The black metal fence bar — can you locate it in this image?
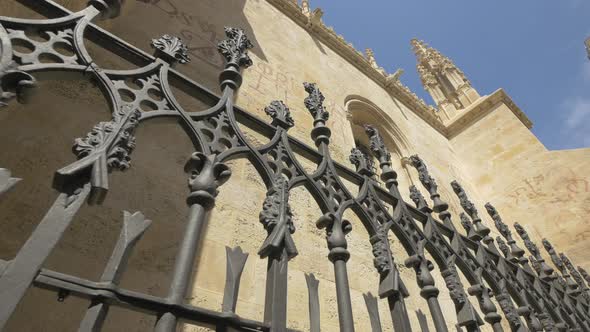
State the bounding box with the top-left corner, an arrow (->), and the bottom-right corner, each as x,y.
1,0 -> 590,331
31,267 -> 269,330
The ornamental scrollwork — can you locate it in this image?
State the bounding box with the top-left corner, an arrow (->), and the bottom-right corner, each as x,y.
442,263 -> 466,306
409,155 -> 437,193
444,263 -> 484,329
316,213 -> 352,263
495,282 -> 522,328
485,203 -> 511,238
151,34 -> 190,64
184,152 -> 231,208
451,181 -> 490,240
529,255 -> 541,275
369,224 -> 391,274
303,82 -> 328,122
217,27 -> 253,68
542,239 -> 564,272
409,185 -> 429,212
54,104 -> 141,203
513,223 -> 540,258
73,107 -> 141,172
264,100 -> 294,129
496,236 -> 509,258
451,181 -> 478,221
409,156 -> 449,217
404,240 -> 436,294
560,253 -> 585,290
258,176 -> 297,259
364,125 -> 390,163
349,147 -> 375,177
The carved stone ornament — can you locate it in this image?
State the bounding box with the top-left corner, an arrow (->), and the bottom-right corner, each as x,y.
417,64 -> 437,87
258,176 -> 297,259
316,213 -> 351,262
349,147 -> 375,177
151,34 -> 190,64
184,152 -> 231,208
303,82 -> 329,122
217,27 -> 253,68
364,125 -> 391,163
264,100 -> 294,129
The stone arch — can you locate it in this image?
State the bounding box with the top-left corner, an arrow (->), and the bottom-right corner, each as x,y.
344,95 -> 414,198
344,95 -> 411,157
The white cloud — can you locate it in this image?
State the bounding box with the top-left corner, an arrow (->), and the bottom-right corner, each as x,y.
562,96 -> 590,147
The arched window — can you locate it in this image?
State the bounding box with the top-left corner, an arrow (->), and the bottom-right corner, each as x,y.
345,96 -> 413,195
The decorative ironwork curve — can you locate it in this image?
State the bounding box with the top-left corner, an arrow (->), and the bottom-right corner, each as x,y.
0,2 -> 588,331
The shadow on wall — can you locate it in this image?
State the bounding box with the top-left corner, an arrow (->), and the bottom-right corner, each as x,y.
135,0 -> 267,67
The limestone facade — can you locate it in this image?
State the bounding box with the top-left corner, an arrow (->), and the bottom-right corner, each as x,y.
0,0 -> 589,331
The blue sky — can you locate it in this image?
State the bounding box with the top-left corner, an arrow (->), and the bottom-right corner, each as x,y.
312,1 -> 590,150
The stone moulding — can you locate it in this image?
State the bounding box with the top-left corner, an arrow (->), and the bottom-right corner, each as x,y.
264,0 -> 444,133
265,0 -> 532,140
445,89 -> 532,139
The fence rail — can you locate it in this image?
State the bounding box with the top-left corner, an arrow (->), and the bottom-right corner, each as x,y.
1,0 -> 589,331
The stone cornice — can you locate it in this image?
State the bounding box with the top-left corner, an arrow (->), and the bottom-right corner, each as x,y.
446,89 -> 533,139
265,1 -> 532,140
265,0 -> 446,135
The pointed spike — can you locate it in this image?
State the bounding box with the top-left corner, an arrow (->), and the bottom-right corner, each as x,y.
222,246 -> 249,313
122,211 -> 152,244
305,273 -> 320,332
100,211 -> 152,283
363,292 -> 383,332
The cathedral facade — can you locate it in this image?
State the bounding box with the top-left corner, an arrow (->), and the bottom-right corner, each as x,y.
0,0 -> 589,331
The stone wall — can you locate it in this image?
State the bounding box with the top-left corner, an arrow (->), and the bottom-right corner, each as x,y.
0,0 -> 588,331
451,96 -> 590,269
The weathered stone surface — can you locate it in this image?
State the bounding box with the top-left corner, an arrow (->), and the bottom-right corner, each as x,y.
0,1 -> 588,332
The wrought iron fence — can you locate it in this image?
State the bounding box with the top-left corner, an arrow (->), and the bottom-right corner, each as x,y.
1,1 -> 590,331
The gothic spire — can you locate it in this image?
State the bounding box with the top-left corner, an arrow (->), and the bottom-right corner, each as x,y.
410,38 -> 480,122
